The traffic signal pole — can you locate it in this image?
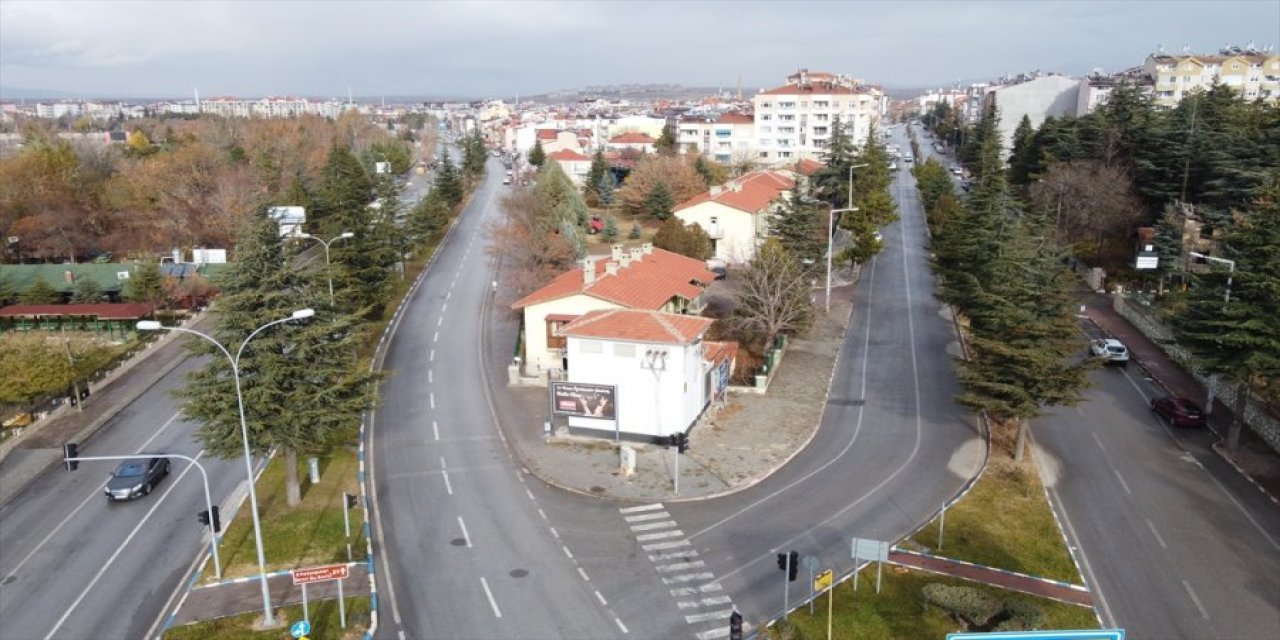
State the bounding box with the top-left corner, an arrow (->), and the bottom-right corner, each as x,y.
63,447 -> 222,579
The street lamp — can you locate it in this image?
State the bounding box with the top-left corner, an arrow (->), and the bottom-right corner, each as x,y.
1188,251 -> 1235,304
295,232 -> 354,303
137,307 -> 314,626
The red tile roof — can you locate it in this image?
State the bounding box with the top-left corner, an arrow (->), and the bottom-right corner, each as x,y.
759,84 -> 873,96
609,132 -> 656,144
560,309 -> 713,345
512,247 -> 715,310
674,171 -> 795,214
549,149 -> 591,162
0,303 -> 154,319
703,340 -> 739,366
717,113 -> 754,124
794,158 -> 825,176
535,129 -> 561,140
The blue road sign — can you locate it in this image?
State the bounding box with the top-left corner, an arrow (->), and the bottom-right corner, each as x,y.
290,620 -> 311,638
947,631 -> 1124,640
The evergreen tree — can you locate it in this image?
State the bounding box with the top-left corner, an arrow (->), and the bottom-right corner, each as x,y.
409,192 -> 450,242
462,127 -> 487,179
584,149 -> 608,202
596,168 -> 617,206
771,196 -> 824,264
913,157 -> 955,213
813,116 -> 857,207
175,210 -> 382,506
532,162 -> 587,258
655,122 -> 678,156
643,182 -> 675,220
628,222 -> 642,240
1151,203 -> 1188,290
125,261 -> 166,308
69,276 -> 104,303
20,278 -> 61,304
329,178 -> 399,320
1173,185 -> 1280,450
652,217 -> 711,260
1007,115 -> 1038,187
849,123 -> 898,227
313,145 -> 373,236
528,139 -> 546,168
433,149 -> 464,208
602,215 -> 619,241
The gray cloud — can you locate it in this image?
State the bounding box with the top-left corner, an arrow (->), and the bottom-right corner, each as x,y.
2,0 -> 1277,99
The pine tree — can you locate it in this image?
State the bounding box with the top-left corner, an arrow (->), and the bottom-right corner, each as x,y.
69,276 -> 104,303
628,222 -> 642,240
433,149 -> 464,208
175,210 -> 382,506
813,116 -> 857,207
462,127 -> 487,179
125,261 -> 166,308
597,169 -> 617,206
312,145 -> 373,236
602,215 -> 619,241
329,178 -> 399,320
584,149 -> 608,202
771,196 -> 824,264
528,139 -> 546,168
655,123 -> 678,156
409,192 -> 450,242
1007,115 -> 1037,187
643,182 -> 675,221
20,278 -> 61,304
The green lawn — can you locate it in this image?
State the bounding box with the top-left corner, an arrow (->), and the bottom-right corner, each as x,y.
204,443 -> 365,581
165,597 -> 369,640
763,567 -> 1097,640
906,460 -> 1082,585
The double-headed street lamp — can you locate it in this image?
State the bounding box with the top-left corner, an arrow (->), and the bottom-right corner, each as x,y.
296,232 -> 354,303
138,308 -> 314,626
1188,251 -> 1235,304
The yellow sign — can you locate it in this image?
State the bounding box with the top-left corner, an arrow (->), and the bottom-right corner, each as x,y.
814,569 -> 833,591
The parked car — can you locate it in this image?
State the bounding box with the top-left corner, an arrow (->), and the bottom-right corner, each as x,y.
710,266 -> 728,280
1089,338 -> 1129,365
1150,396 -> 1206,427
104,457 -> 170,501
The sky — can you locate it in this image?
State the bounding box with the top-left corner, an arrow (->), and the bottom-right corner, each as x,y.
2,0 -> 1278,100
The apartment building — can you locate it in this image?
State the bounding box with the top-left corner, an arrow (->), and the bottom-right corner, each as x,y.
750,69 -> 885,166
983,74 -> 1081,158
676,112 -> 755,165
1144,47 -> 1280,108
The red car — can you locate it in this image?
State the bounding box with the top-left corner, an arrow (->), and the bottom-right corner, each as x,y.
1150,396 -> 1206,427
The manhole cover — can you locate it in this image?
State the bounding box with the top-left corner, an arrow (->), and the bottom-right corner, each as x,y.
450,538 -> 467,546
509,569 -> 529,578
590,486 -> 606,493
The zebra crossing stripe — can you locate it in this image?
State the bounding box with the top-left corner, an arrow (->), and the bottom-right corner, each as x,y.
623,512 -> 670,523
698,582 -> 723,593
685,608 -> 735,623
662,572 -> 715,585
636,529 -> 684,542
656,560 -> 706,573
696,627 -> 731,640
642,539 -> 691,551
676,595 -> 732,609
649,550 -> 698,562
619,503 -> 665,514
630,520 -> 679,532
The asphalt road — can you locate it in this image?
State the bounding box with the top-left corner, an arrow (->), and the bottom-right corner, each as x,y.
369,157 -> 624,639
0,357 -> 246,640
1036,331 -> 1280,639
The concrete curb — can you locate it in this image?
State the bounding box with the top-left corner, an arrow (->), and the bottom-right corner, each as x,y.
887,550 -> 1094,609
890,548 -> 1090,593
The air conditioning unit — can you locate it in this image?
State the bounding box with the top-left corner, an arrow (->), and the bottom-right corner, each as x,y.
117,271 -> 131,280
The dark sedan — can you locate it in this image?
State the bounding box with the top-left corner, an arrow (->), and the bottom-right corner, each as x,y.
104,457 -> 171,501
1151,396 -> 1207,428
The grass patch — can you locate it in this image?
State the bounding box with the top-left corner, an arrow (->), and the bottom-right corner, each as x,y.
905,457 -> 1081,585
165,597 -> 369,640
763,567 -> 1096,639
204,443 -> 365,581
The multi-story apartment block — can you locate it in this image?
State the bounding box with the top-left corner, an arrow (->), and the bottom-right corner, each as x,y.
750,69 -> 885,166
1144,47 -> 1280,108
676,112 -> 754,165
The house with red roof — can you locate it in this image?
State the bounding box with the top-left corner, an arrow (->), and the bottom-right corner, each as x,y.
511,243 -> 716,380
533,128 -> 585,156
555,308 -> 736,439
672,171 -> 795,265
547,148 -> 593,185
607,131 -> 656,154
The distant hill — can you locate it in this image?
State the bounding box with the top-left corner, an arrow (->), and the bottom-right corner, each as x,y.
0,85 -> 84,101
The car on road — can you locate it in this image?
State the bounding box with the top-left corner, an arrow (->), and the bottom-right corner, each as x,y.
1150,395 -> 1207,427
1089,338 -> 1130,365
502,176 -> 511,185
104,457 -> 170,501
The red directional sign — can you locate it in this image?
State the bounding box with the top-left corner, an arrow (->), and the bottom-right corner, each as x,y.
292,564 -> 349,585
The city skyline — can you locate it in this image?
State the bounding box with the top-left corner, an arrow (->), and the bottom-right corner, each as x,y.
3,0 -> 1278,100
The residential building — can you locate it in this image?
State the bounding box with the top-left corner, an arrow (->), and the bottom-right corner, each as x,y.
547,148 -> 593,185
983,74 -> 1081,158
751,68 -> 886,166
1144,47 -> 1280,108
673,170 -> 795,265
510,243 -> 715,381
558,308 -> 736,439
607,131 -> 656,154
677,112 -> 755,165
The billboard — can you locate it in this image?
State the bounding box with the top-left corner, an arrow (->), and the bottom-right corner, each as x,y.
551,382 -> 616,420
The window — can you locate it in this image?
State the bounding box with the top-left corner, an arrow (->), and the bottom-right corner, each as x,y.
759,126 -> 771,133
813,126 -> 828,135
714,154 -> 731,163
579,341 -> 602,354
815,113 -> 829,121
760,102 -> 772,109
814,101 -> 829,109
779,151 -> 792,158
760,114 -> 772,121
800,102 -> 808,108
613,343 -> 635,358
779,101 -> 795,109
779,126 -> 795,134
759,151 -> 769,158
779,114 -> 795,121
546,320 -> 567,349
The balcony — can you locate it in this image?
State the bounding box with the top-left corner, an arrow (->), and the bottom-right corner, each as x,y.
706,224 -> 724,239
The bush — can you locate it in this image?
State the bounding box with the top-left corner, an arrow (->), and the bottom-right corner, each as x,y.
921,583 -> 1001,627
994,599 -> 1046,631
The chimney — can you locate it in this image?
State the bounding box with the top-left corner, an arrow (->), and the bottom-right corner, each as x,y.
710,185 -> 723,196
605,261 -> 619,276
729,181 -> 742,193
619,253 -> 631,269
64,270 -> 75,284
582,258 -> 596,284
641,242 -> 654,255
610,244 -> 624,262
629,246 -> 643,263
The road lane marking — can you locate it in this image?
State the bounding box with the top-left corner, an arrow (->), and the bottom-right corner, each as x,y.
432,420 -> 439,440
2,411 -> 185,583
429,393 -> 435,409
562,546 -> 573,559
458,516 -> 471,547
578,567 -> 589,581
685,609 -> 734,623
615,617 -> 629,634
1092,432 -> 1106,451
479,577 -> 501,618
1182,580 -> 1210,619
441,303 -> 447,313
440,467 -> 453,495
642,539 -> 691,551
1145,518 -> 1168,549
656,560 -> 706,573
624,512 -> 670,523
437,317 -> 442,326
433,331 -> 439,343
44,450 -> 206,640
429,349 -> 435,362
549,527 -> 559,539
630,520 -> 678,532
428,370 -> 433,384
618,503 -> 664,514
537,508 -> 547,520
594,590 -> 608,605
650,550 -> 699,562
661,572 -> 715,585
1113,470 -> 1132,496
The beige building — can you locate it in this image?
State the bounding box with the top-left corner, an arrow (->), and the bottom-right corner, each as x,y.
677,112 -> 756,166
1144,49 -> 1280,108
750,69 -> 885,166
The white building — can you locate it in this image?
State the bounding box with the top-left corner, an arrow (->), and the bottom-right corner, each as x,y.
673,171 -> 795,265
547,149 -> 593,185
751,68 -> 886,166
983,75 -> 1081,158
35,102 -> 83,119
1144,49 -> 1280,108
559,308 -> 736,439
678,112 -> 755,165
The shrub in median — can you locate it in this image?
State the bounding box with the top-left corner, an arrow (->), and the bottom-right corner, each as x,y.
994,598 -> 1046,632
921,583 -> 1002,627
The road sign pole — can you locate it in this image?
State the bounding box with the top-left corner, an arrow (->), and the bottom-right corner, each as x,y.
827,583 -> 833,640
808,564 -> 815,615
876,559 -> 883,594
301,582 -> 308,624
343,496 -> 353,562
338,577 -> 346,628
781,554 -> 790,618
674,447 -> 680,496
938,502 -> 946,550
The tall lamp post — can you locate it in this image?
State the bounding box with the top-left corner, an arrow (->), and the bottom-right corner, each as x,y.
296,232 -> 354,304
138,308 -> 315,626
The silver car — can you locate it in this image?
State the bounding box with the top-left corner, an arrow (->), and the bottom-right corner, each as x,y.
1089,338 -> 1130,366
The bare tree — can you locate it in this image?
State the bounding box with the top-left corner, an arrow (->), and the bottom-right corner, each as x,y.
488,189 -> 578,306
1030,161 -> 1146,268
728,240 -> 815,345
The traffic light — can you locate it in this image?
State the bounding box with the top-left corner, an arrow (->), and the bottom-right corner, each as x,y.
787,550 -> 799,582
197,510 -> 210,526
729,610 -> 743,640
198,507 -> 222,532
63,443 -> 78,471
668,434 -> 680,449
676,433 -> 689,454
777,553 -> 787,572
210,506 -> 221,533
344,492 -> 359,509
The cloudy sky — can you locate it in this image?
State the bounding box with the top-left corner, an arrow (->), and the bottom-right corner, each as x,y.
2,0 -> 1277,99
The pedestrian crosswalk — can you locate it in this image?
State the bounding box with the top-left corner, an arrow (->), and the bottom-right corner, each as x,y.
618,503 -> 747,640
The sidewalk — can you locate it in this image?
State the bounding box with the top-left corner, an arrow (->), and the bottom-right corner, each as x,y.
888,550 -> 1094,608
1080,291 -> 1280,503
